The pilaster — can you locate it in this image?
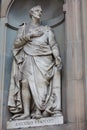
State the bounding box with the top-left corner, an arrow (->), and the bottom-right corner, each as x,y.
0,17 -> 7,130
65,0 -> 85,124
81,0 -> 87,121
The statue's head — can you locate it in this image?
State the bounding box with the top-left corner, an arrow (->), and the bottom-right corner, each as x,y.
29,5 -> 42,19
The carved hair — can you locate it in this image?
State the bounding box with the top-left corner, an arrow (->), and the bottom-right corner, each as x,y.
29,5 -> 42,18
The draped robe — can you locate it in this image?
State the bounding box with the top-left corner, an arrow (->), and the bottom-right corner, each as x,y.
8,23 -> 61,115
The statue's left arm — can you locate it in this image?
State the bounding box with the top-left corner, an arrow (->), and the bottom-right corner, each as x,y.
48,27 -> 62,69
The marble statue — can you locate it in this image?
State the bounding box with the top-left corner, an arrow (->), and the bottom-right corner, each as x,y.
8,5 -> 62,120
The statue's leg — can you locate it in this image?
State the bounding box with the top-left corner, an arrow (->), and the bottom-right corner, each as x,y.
43,67 -> 62,117
15,79 -> 31,120
51,68 -> 62,116
10,114 -> 23,120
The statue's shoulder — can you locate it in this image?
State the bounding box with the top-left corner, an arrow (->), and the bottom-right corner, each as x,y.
42,25 -> 52,32
18,22 -> 28,29
18,22 -> 29,32
17,23 -> 25,31
19,22 -> 27,27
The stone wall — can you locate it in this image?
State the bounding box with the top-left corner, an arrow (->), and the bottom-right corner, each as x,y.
0,0 -> 87,130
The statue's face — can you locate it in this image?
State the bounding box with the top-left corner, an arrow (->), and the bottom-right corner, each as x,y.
31,6 -> 42,19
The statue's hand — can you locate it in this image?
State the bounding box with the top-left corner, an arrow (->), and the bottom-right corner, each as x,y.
14,39 -> 21,48
29,29 -> 44,37
55,56 -> 62,70
14,36 -> 29,48
20,35 -> 30,42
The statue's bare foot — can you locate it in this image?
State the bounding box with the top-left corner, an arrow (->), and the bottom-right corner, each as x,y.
15,114 -> 30,120
52,111 -> 62,117
32,114 -> 42,119
10,114 -> 23,121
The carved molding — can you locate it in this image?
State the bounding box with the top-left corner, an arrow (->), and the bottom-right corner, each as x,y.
1,0 -> 14,17
1,0 -> 64,17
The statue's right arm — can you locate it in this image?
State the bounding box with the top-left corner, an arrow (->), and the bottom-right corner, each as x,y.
14,24 -> 30,48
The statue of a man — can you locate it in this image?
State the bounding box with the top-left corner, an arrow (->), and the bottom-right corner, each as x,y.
8,5 -> 62,120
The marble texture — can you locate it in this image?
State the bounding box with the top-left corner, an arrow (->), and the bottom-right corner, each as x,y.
7,116 -> 63,129
8,5 -> 62,122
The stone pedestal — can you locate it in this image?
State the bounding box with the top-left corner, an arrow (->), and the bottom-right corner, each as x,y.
7,116 -> 63,129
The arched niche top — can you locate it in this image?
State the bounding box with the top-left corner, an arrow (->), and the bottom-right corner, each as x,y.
0,0 -> 12,17
7,0 -> 64,27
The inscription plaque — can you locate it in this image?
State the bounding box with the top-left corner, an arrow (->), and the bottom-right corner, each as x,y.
7,116 -> 63,129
